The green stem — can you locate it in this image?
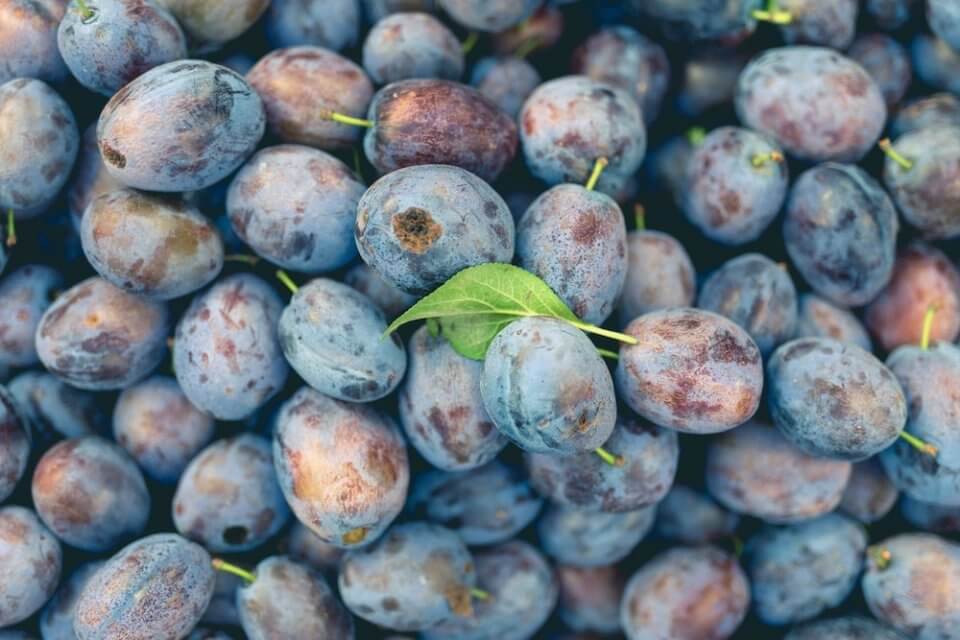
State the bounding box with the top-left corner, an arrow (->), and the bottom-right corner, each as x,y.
470,588 -> 490,600
275,270 -> 299,294
751,150 -> 784,167
513,37 -> 542,60
686,127 -> 706,146
878,138 -> 913,170
224,254 -> 260,266
752,0 -> 791,23
900,431 -> 938,457
568,319 -> 638,345
462,32 -> 479,54
634,203 -> 645,231
212,558 -> 255,584
329,112 -> 374,128
597,348 -> 619,360
342,527 -> 368,545
921,305 -> 937,350
867,545 -> 891,571
594,447 -> 625,466
5,209 -> 15,248
352,147 -> 364,181
584,157 -> 608,191
75,0 -> 95,19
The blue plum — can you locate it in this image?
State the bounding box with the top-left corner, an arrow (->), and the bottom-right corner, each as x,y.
840,459 -> 899,524
867,0 -> 916,29
784,163 -> 899,306
706,420 -> 852,523
490,3 -> 562,54
639,0 -> 759,42
0,266 -> 62,369
0,387 -> 29,503
620,546 -> 749,640
279,278 -> 406,402
266,0 -> 360,51
645,134 -> 694,207
199,570 -> 242,627
538,504 -> 655,567
902,496 -> 960,533
227,145 -> 365,273
481,317 -> 616,454
0,507 -> 62,628
848,33 -> 911,108
892,93 -> 960,137
343,262 -> 417,320
363,0 -> 435,21
470,56 -> 541,119
767,338 -> 906,460
785,617 -> 909,640
355,164 -> 514,295
173,434 -> 291,552
556,564 -> 624,634
437,0 -> 540,31
274,387 -> 409,548
39,561 -> 105,640
36,277 -> 169,390
777,0 -> 858,49
912,34 -> 960,94
616,308 -> 763,434
655,484 -> 740,545
618,230 -> 695,327
285,520 -> 347,573
930,0 -> 960,54
98,60 -> 265,192
682,126 -> 788,245
677,49 -> 746,116
362,12 -> 462,85
0,1 -> 67,84
73,533 -> 215,640
794,293 -> 872,351
67,124 -> 125,231
399,326 -> 506,471
736,47 -> 886,162
173,274 -> 288,420
156,0 -> 268,51
9,371 -> 105,444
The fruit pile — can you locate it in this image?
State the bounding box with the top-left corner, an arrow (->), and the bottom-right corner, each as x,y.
3,0 -> 960,639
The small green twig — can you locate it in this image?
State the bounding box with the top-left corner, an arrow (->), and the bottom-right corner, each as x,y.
5,209 -> 15,248
275,270 -> 299,294
867,545 -> 892,571
75,0 -> 95,20
686,127 -> 706,146
584,157 -> 608,191
900,431 -> 938,457
328,112 -> 374,128
224,254 -> 260,266
513,37 -> 542,60
594,447 -> 625,467
751,150 -> 785,168
212,558 -> 255,584
920,305 -> 937,350
470,588 -> 490,600
597,348 -> 619,360
634,203 -> 645,231
462,32 -> 479,54
879,138 -> 913,170
568,319 -> 638,345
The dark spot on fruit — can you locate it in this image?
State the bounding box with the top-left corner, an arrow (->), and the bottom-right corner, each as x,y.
392,208 -> 442,254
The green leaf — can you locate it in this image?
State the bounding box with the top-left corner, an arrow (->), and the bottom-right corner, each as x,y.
384,263 -> 637,360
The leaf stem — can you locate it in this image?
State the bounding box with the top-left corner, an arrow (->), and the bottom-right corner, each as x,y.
867,545 -> 892,571
753,0 -> 791,23
275,270 -> 299,294
594,447 -> 625,466
921,305 -> 937,350
900,431 -> 938,457
75,0 -> 95,20
224,253 -> 260,266
513,37 -> 542,60
584,157 -> 608,191
686,127 -> 706,146
462,31 -> 479,54
212,558 -> 255,584
5,209 -> 15,248
597,348 -> 619,360
751,150 -> 784,167
878,138 -> 913,170
329,112 -> 374,128
470,588 -> 490,600
569,319 -> 638,345
634,203 -> 645,231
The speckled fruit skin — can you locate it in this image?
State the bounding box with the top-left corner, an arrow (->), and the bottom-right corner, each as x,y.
525,415 -> 678,513
399,325 -> 506,471
912,33 -> 960,95
538,504 -> 655,567
682,127 -> 788,245
81,189 -> 223,300
32,436 -> 150,551
339,522 -> 476,631
785,616 -> 909,640
74,534 -> 215,640
794,293 -> 872,351
423,541 -> 558,640
9,371 -> 105,443
767,338 -> 906,460
902,497 -> 960,533
0,78 -> 78,217
736,47 -> 886,162
618,230 -> 695,327
862,534 -> 960,638
638,0 -> 759,42
0,507 -> 62,628
0,0 -> 68,85
363,80 -> 519,183
278,278 -> 406,402
517,184 -> 627,324
274,387 -> 409,549
237,555 -> 355,640
438,0 -> 539,31
470,56 -> 541,120
285,520 -> 347,573
698,254 -> 797,357
883,126 -> 960,239
616,308 -> 763,434
784,163 -> 899,307
40,561 -> 104,640
848,33 -> 911,108
892,93 -> 960,136
0,387 -> 30,503
930,0 -> 960,53
362,12 -> 462,85
840,459 -> 899,524
246,46 -> 373,150
227,146 -> 364,273
706,420 -> 852,523
571,26 -> 669,123
355,164 -> 515,295
156,0 -> 269,50
113,375 -> 214,484
343,262 -> 417,320
57,0 -> 187,96
655,484 -> 740,545
481,317 -> 617,455
173,434 -> 291,553
556,564 -> 624,634
97,60 -> 265,192
865,243 -> 960,352
777,0 -> 857,49
68,125 -> 125,230
0,265 -> 62,368
747,513 -> 867,625
621,546 -> 749,640
36,277 -> 169,391
409,461 -> 542,545
519,76 -> 646,198
266,0 -> 360,51
173,273 -> 288,420
881,342 -> 960,506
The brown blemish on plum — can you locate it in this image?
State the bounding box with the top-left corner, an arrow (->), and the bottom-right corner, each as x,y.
392,208 -> 442,254
101,142 -> 126,168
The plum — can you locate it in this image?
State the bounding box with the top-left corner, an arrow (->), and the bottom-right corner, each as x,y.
556,564 -> 624,634
793,293 -> 872,352
891,93 -> 960,137
912,34 -> 960,95
67,125 -> 125,231
0,265 -> 62,369
0,0 -> 68,85
848,33 -> 911,108
157,0 -> 268,50
538,504 -> 655,567
285,521 -> 347,573
343,262 -> 417,319
677,49 -> 746,116
785,617 -> 909,640
437,0 -> 540,32
266,0 -> 360,51
618,229 -> 695,327
362,12 -> 462,85
777,0 -> 858,49
0,387 -> 30,503
470,56 -> 541,119
840,458 -> 899,524
9,371 -> 105,444
655,484 -> 740,545
39,561 -> 104,640
0,507 -> 62,628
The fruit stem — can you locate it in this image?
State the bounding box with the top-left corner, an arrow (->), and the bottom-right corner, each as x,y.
224,254 -> 260,266
568,319 -> 638,345
462,31 -> 479,54
342,527 -> 368,545
329,112 -> 374,128
212,558 -> 255,584
752,0 -> 791,23
751,150 -> 785,167
594,446 -> 625,466
597,348 -> 619,360
470,588 -> 490,600
867,545 -> 892,571
75,0 -> 95,19
900,431 -> 938,457
878,138 -> 913,170
5,209 -> 15,248
514,37 -> 542,60
731,536 -> 744,558
352,147 -> 364,181
584,157 -> 608,191
921,305 -> 937,350
634,203 -> 646,231
275,270 -> 299,294
686,127 -> 706,146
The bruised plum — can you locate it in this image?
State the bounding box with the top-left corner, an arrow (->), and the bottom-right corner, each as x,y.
892,93 -> 960,137
616,308 -> 763,434
364,79 -> 518,182
173,274 -> 288,420
556,564 -> 624,634
794,293 -> 872,351
538,504 -> 655,567
0,266 -> 62,368
0,0 -> 68,85
362,12 -> 462,85
736,47 -> 886,162
36,277 -> 169,390
355,164 -> 514,295
0,387 -> 29,503
618,230 -> 695,327
97,60 -> 265,192
39,561 -> 104,640
73,533 -> 215,640
0,507 -> 62,628
247,46 -> 373,150
81,189 -> 223,300
912,33 -> 960,95
399,326 -> 506,471
274,387 -> 409,548
470,56 -> 541,120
